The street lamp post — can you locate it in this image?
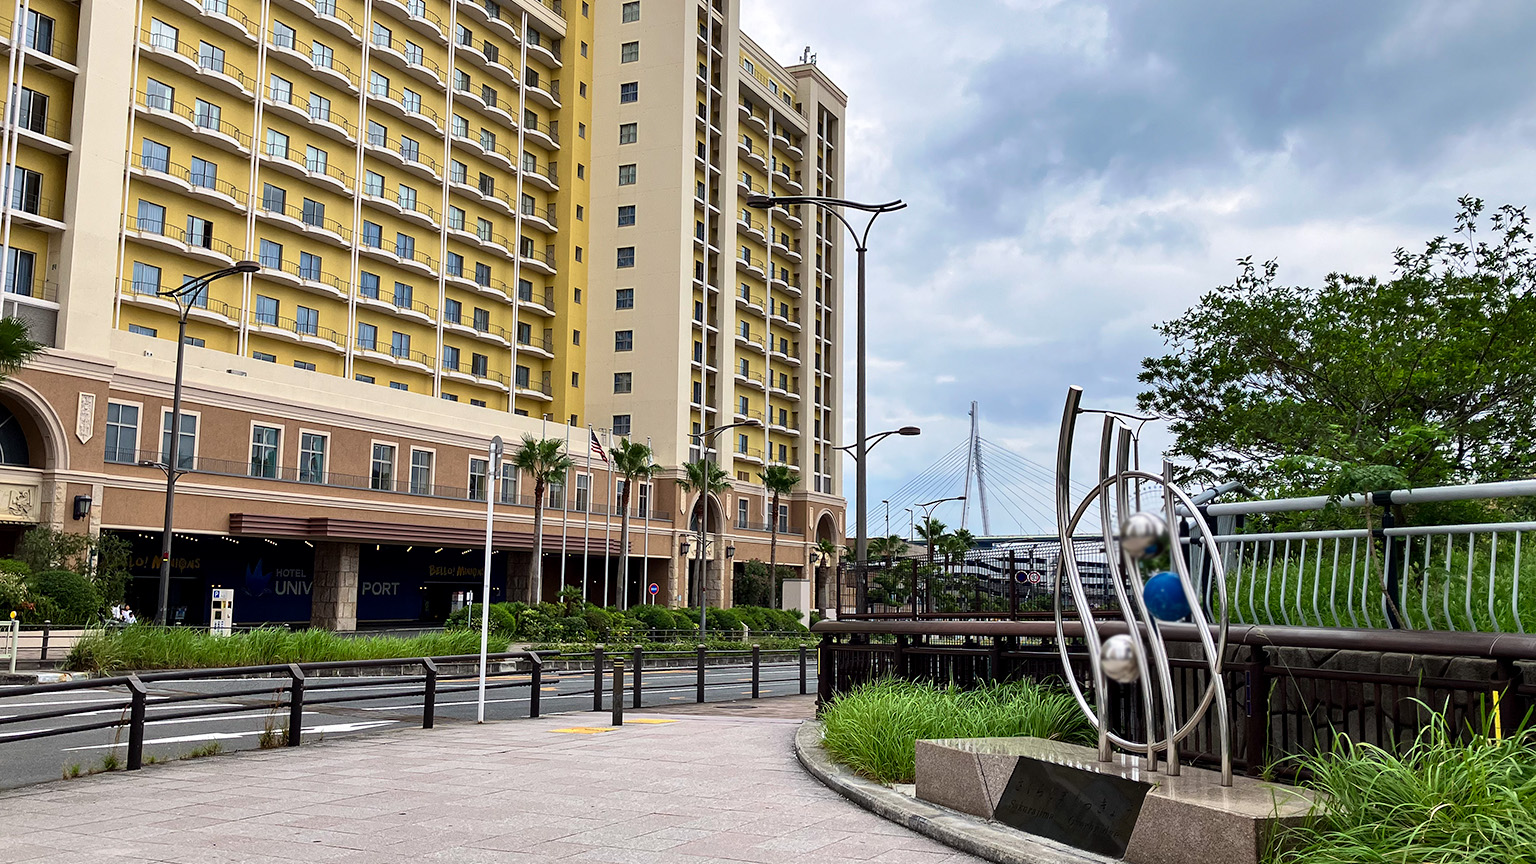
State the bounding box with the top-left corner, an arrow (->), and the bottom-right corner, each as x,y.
746,193 -> 906,580
916,495 -> 965,612
145,261 -> 260,626
833,425 -> 919,611
685,420 -> 755,638
476,435 -> 503,723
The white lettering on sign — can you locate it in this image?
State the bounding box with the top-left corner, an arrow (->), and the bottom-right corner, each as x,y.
361,582 -> 400,596
275,580 -> 312,596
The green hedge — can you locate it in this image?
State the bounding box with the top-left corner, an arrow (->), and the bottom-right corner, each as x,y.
445,601 -> 809,644
65,626 -> 503,673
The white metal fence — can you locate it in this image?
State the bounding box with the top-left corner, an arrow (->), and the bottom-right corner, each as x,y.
1187,479 -> 1536,634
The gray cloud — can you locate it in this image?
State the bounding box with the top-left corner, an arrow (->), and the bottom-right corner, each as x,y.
742,0 -> 1536,533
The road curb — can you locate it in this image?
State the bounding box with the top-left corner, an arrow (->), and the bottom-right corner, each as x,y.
792,721 -> 1110,864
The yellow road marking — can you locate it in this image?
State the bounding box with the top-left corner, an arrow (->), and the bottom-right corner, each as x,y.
550,727 -> 616,734
626,718 -> 677,725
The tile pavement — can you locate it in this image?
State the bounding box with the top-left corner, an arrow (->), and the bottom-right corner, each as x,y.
0,709 -> 984,864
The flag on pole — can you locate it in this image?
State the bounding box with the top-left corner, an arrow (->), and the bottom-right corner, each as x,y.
589,428 -> 610,465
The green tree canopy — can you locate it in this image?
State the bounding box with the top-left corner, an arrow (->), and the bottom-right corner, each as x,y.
1138,198 -> 1536,496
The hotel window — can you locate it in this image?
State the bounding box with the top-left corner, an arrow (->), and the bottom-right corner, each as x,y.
312,41 -> 334,68
547,476 -> 564,509
453,69 -> 470,91
390,382 -> 408,391
390,331 -> 411,358
617,205 -> 635,226
778,504 -> 790,532
615,330 -> 633,351
451,114 -> 469,137
367,120 -> 387,147
618,164 -> 636,185
447,206 -> 466,230
613,372 -> 632,394
271,20 -> 295,49
193,99 -> 222,131
474,307 -> 490,331
480,127 -> 496,151
295,305 -> 318,336
622,1 -> 639,22
409,449 -> 433,494
403,40 -> 423,65
135,200 -> 165,234
140,138 -> 169,173
309,92 -> 331,122
637,482 -> 650,517
737,434 -> 749,454
476,217 -> 493,241
299,433 -> 327,483
294,360 -> 313,370
516,365 -> 530,388
356,374 -> 375,383
372,21 -> 392,48
500,463 -> 519,504
456,24 -> 472,46
262,183 -> 286,212
620,41 -> 638,62
399,135 -> 420,162
254,294 -> 279,325
398,184 -> 417,211
619,123 -> 637,144
692,381 -> 703,403
617,247 -> 635,268
258,239 -> 283,269
357,322 -> 378,350
616,288 -> 634,309
395,232 -> 415,259
128,325 -> 156,337
189,156 -> 217,188
574,474 -> 590,512
361,220 -> 382,246
370,443 -> 396,491
737,499 -> 749,528
104,403 -> 140,464
148,18 -> 179,51
739,396 -> 749,414
445,251 -> 464,277
443,345 -> 460,370
5,249 -> 34,296
481,85 -> 497,108
359,271 -> 380,299
444,297 -> 461,323
620,82 -> 637,103
131,261 -> 161,294
145,78 -> 174,111
402,88 -> 421,113
369,70 -> 389,98
250,425 -> 281,479
468,458 -> 489,501
364,170 -> 384,197
471,353 -> 488,376
475,263 -> 491,286
270,74 -> 293,104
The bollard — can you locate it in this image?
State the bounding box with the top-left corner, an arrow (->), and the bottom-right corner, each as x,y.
529,653 -> 543,719
422,658 -> 438,729
593,645 -> 605,711
287,664 -> 306,747
126,675 -> 147,771
751,644 -> 760,699
40,620 -> 50,662
611,658 -> 624,727
632,646 -> 643,709
6,617 -> 15,675
799,644 -> 808,695
696,644 -> 706,703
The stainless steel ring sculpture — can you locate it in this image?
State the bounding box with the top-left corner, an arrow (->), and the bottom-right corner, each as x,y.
1053,386 -> 1234,786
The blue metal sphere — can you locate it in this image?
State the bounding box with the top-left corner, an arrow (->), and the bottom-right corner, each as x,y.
1143,571 -> 1192,622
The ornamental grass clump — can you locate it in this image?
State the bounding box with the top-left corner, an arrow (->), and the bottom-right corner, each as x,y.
819,678 -> 1092,785
1273,713 -> 1536,864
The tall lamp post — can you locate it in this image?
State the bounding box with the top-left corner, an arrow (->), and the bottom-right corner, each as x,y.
746,193 -> 906,579
685,419 -> 755,638
143,261 -> 260,626
916,495 -> 965,613
834,425 -> 919,611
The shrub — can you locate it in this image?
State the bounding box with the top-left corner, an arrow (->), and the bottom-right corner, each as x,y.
25,570 -> 101,625
1273,715 -> 1536,864
820,678 -> 1093,784
0,567 -> 31,620
445,603 -> 519,639
65,626 -> 503,672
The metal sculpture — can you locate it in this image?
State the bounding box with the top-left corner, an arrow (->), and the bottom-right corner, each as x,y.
1052,386 -> 1234,786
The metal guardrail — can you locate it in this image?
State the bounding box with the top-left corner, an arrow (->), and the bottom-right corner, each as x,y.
0,645 -> 812,771
813,619 -> 1536,779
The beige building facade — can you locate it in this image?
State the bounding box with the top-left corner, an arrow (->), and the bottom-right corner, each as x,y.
0,0 -> 845,629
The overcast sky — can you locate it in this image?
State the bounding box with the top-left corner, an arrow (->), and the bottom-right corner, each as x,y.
742,0 -> 1536,534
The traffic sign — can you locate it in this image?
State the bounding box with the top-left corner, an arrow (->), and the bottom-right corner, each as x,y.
648,583 -> 659,595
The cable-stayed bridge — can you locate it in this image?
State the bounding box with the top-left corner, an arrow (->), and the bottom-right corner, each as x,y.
866,403 -> 1100,541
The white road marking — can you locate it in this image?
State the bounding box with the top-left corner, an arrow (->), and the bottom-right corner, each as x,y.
60,720 -> 399,751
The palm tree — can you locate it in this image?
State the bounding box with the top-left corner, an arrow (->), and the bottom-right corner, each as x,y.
916,517 -> 948,613
867,535 -> 908,559
609,437 -> 662,609
510,435 -> 572,604
0,318 -> 41,379
676,459 -> 730,608
757,464 -> 798,608
814,537 -> 839,611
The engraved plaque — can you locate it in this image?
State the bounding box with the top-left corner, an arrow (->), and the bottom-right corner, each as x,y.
76,392 -> 96,444
992,756 -> 1151,858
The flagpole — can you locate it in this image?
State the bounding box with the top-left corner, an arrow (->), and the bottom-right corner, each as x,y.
603,428 -> 614,608
642,436 -> 652,606
559,422 -> 570,599
582,425 -> 593,603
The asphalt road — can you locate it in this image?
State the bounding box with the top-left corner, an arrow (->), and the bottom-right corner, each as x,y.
0,662 -> 815,791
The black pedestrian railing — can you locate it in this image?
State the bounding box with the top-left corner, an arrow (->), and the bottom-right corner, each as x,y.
813,619 -> 1536,780
0,644 -> 814,774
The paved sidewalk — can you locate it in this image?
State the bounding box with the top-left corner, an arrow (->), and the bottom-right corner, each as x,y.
0,709 -> 981,864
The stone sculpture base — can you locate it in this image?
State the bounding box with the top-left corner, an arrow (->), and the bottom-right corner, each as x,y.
915,738 -> 1312,864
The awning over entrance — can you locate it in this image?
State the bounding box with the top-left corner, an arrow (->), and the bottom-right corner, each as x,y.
228,514 -> 624,554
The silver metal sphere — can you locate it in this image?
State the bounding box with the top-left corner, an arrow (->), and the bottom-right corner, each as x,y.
1100,634 -> 1140,684
1119,510 -> 1167,560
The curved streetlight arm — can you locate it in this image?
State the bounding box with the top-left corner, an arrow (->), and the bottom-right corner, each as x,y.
835,425 -> 920,461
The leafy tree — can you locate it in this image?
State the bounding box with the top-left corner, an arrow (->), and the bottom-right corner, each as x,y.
1139,198 -> 1536,496
867,535 -> 909,559
609,437 -> 662,606
757,464 -> 799,608
734,559 -> 773,608
510,436 -> 573,604
677,460 -> 730,607
0,317 -> 42,379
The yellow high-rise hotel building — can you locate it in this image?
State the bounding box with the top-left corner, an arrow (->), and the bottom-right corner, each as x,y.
0,0 -> 846,628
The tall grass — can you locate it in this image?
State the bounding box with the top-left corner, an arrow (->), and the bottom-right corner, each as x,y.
65,626 -> 506,673
1274,715 -> 1536,864
819,679 -> 1093,785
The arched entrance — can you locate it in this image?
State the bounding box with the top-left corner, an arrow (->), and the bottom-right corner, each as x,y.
0,383 -> 66,554
814,511 -> 839,611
